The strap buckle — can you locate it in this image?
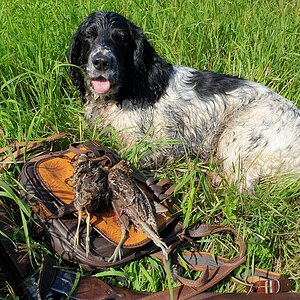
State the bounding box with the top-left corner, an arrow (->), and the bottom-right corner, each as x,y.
248,279 -> 282,294
265,279 -> 281,294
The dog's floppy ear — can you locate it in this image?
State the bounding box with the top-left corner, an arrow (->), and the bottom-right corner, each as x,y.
69,28 -> 86,99
131,25 -> 155,72
129,21 -> 171,104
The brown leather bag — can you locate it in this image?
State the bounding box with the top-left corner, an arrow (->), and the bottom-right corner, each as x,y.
19,141 -> 182,270
18,140 -> 295,299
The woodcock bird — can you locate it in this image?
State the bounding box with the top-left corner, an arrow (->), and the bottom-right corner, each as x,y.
69,154 -> 168,261
107,160 -> 169,263
70,154 -> 108,257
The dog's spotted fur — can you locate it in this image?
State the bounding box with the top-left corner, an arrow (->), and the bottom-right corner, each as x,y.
69,11 -> 300,193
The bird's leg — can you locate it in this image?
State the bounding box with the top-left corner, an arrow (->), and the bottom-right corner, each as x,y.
74,209 -> 82,249
85,211 -> 90,257
108,227 -> 128,263
140,222 -> 169,261
157,240 -> 169,262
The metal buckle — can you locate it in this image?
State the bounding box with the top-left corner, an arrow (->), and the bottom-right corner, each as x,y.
265,279 -> 281,293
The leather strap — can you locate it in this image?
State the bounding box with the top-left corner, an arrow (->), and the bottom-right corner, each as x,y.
243,268 -> 292,294
149,224 -> 247,300
189,293 -> 300,299
146,177 -> 177,201
248,279 -> 291,294
0,133 -> 69,170
68,141 -> 120,167
75,277 -> 149,299
146,179 -> 249,299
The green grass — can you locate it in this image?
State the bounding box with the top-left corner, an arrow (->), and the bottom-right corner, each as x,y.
0,0 -> 300,298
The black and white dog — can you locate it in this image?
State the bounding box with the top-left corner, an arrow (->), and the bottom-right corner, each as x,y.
69,11 -> 300,193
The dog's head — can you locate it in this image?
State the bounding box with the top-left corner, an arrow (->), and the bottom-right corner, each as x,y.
69,11 -> 170,103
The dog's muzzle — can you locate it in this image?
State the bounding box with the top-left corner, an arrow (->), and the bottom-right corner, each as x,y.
87,49 -> 118,95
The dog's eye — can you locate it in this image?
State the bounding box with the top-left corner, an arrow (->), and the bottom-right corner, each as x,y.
85,28 -> 97,40
112,30 -> 129,45
85,33 -> 96,40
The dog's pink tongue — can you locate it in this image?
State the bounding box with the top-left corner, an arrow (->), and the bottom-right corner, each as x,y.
91,79 -> 111,94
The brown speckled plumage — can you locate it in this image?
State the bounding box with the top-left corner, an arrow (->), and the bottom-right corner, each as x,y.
70,155 -> 168,261
107,160 -> 168,262
71,154 -> 107,256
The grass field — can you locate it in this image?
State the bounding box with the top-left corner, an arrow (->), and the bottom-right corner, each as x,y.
1,0 -> 300,298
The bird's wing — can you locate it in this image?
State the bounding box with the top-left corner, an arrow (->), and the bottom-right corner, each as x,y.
108,168 -> 157,232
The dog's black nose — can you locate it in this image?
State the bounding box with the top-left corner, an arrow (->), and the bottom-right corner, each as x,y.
92,55 -> 110,71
